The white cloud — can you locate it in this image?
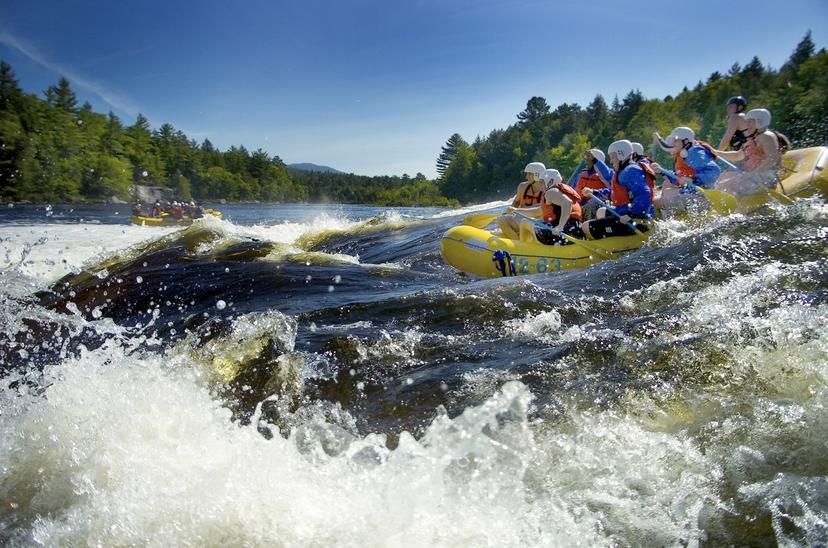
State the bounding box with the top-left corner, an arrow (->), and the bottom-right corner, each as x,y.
0,28 -> 141,117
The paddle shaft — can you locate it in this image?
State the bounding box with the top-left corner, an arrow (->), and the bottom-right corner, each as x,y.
512,211 -> 615,258
583,191 -> 645,234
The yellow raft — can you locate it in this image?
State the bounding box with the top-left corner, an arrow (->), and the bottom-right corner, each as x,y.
440,225 -> 649,278
131,209 -> 223,226
731,146 -> 828,212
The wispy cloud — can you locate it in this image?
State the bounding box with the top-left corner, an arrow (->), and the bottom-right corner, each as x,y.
0,28 -> 141,118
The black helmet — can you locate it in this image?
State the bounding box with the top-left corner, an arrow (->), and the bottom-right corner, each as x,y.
726,96 -> 748,111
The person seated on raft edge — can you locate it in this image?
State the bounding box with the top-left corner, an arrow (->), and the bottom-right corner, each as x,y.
713,108 -> 791,197
718,95 -> 751,151
497,161 -> 546,239
132,201 -> 143,216
151,200 -> 163,217
582,139 -> 653,240
574,148 -> 612,221
651,126 -> 721,209
510,168 -> 583,245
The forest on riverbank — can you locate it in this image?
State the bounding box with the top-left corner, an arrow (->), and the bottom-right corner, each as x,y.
0,64 -> 456,206
436,32 -> 826,202
0,32 -> 824,206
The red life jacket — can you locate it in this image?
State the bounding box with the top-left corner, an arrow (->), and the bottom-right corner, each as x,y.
519,181 -> 544,207
637,160 -> 656,200
674,140 -> 717,178
610,170 -> 628,207
575,170 -> 606,201
541,183 -> 582,223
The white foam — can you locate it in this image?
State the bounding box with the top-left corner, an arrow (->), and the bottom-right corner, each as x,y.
0,225 -> 177,286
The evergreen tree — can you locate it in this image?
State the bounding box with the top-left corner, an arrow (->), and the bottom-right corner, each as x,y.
436,133 -> 466,177
516,96 -> 550,124
45,77 -> 78,112
785,30 -> 815,70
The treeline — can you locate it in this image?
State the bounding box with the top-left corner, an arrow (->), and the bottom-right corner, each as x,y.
0,62 -> 456,206
437,32 -> 828,203
288,170 -> 458,207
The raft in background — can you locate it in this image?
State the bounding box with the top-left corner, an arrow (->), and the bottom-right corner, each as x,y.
735,146 -> 828,212
131,208 -> 223,227
440,224 -> 649,278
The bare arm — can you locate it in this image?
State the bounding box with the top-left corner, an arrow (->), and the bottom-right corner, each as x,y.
718,115 -> 738,150
546,189 -> 571,231
715,149 -> 745,162
511,182 -> 528,207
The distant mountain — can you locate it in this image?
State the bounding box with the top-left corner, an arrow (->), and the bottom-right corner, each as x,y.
287,163 -> 343,174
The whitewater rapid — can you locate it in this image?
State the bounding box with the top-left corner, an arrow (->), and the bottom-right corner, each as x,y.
1,203 -> 826,545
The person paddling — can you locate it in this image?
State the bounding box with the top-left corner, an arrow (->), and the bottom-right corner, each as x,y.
651,127 -> 721,209
574,149 -> 612,220
513,168 -> 583,244
582,140 -> 653,240
497,162 -> 546,238
714,108 -> 791,196
718,96 -> 750,151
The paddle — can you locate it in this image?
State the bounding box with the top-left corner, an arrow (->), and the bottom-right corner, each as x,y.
715,156 -> 795,205
581,189 -> 647,235
463,212 -> 502,229
511,211 -> 615,259
655,165 -> 737,215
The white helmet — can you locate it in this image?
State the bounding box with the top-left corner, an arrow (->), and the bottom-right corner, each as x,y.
524,162 -> 546,178
542,169 -> 563,186
745,108 -> 771,130
669,126 -> 695,143
587,148 -> 605,163
631,142 -> 645,157
608,140 -> 634,162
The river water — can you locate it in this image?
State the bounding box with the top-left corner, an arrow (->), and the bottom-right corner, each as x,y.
0,201 -> 826,546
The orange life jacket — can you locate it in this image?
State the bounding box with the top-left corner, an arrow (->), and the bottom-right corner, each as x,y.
674,140 -> 717,178
541,183 -> 583,223
744,137 -> 766,170
575,170 -> 606,201
518,181 -> 544,207
744,131 -> 788,171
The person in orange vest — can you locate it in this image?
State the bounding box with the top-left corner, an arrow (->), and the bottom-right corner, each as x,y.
514,168 -> 583,245
714,108 -> 790,196
582,140 -> 653,240
574,148 -> 612,221
497,162 -> 546,239
651,127 -> 720,210
718,96 -> 750,151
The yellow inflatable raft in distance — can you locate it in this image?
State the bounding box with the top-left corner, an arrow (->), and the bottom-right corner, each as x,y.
440,225 -> 650,278
131,208 -> 223,226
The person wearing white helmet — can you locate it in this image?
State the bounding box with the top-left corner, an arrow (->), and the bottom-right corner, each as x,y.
665,126 -> 721,188
713,108 -> 791,196
515,168 -> 584,244
573,148 -> 612,221
582,140 -> 653,240
498,161 -> 546,239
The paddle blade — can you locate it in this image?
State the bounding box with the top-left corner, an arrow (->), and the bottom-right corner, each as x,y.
700,188 -> 738,215
463,212 -> 500,228
770,190 -> 795,205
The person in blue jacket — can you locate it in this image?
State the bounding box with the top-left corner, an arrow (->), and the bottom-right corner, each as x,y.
652,126 -> 721,210
582,140 -> 652,240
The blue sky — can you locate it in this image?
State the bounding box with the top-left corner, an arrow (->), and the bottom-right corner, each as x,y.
1,0 -> 826,177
